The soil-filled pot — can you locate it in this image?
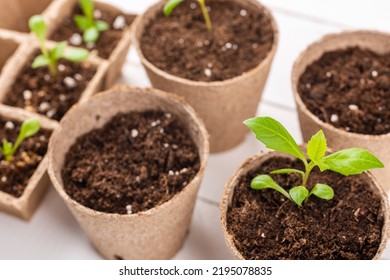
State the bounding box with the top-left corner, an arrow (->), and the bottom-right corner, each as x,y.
134,0 -> 278,153
47,0 -> 136,88
48,86 -> 209,259
0,104 -> 57,220
0,40 -> 108,122
292,31 -> 390,192
220,150 -> 389,260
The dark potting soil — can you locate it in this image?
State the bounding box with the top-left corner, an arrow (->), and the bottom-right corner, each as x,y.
141,0 -> 274,82
4,53 -> 96,121
227,156 -> 384,260
61,111 -> 200,214
298,47 -> 390,135
0,117 -> 50,198
50,5 -> 135,59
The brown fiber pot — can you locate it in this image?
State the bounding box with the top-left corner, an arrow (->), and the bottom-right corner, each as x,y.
133,0 -> 278,153
0,104 -> 58,220
48,86 -> 209,260
292,31 -> 390,192
45,0 -> 136,89
220,150 -> 390,259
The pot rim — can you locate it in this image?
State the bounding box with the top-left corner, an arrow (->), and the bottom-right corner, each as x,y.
48,85 -> 209,219
292,30 -> 390,140
132,0 -> 279,87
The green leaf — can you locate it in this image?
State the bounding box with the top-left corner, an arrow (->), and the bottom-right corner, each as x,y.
96,20 -> 109,31
28,15 -> 46,43
244,117 -> 306,163
83,26 -> 99,43
8,118 -> 40,161
20,118 -> 40,139
2,140 -> 12,157
270,168 -> 304,175
319,148 -> 384,176
289,186 -> 309,206
80,0 -> 94,22
62,48 -> 89,62
51,41 -> 67,60
163,0 -> 184,16
309,183 -> 334,200
251,174 -> 290,200
74,15 -> 90,30
32,55 -> 50,68
307,130 -> 327,162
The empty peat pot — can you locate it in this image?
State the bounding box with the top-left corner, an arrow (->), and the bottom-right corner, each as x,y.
133,0 -> 278,153
48,86 -> 209,259
220,150 -> 389,260
292,31 -> 390,192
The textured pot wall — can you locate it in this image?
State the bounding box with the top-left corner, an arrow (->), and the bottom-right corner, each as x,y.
134,0 -> 278,153
292,31 -> 390,192
49,86 -> 209,259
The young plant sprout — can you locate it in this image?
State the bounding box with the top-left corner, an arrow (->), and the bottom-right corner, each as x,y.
0,118 -> 40,162
164,0 -> 212,31
74,0 -> 109,43
29,15 -> 89,77
244,117 -> 384,206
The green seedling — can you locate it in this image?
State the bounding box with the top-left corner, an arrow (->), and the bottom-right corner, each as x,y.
29,15 -> 89,77
164,0 -> 212,31
244,117 -> 384,206
74,0 -> 109,43
0,119 -> 40,162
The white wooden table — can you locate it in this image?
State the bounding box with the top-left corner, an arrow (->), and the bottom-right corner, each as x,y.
1,0 -> 389,260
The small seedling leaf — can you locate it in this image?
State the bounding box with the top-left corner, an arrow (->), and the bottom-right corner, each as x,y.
80,0 -> 94,22
310,183 -> 334,200
96,20 -> 109,31
62,48 -> 89,62
320,148 -> 384,176
307,130 -> 327,162
289,186 -> 309,206
32,55 -> 50,68
163,0 -> 184,16
244,117 -> 306,163
2,140 -> 12,156
270,168 -> 304,175
251,174 -> 290,200
29,15 -> 46,43
51,41 -> 67,60
20,118 -> 40,139
83,26 -> 99,43
74,15 -> 90,30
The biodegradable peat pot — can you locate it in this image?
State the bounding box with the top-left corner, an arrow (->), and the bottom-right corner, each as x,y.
0,104 -> 57,220
48,86 -> 209,260
0,32 -> 21,74
221,150 -> 390,260
134,0 -> 278,153
47,0 -> 137,88
292,31 -> 390,192
0,39 -> 108,122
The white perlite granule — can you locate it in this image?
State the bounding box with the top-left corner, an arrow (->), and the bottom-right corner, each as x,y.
131,129 -> 138,138
113,15 -> 126,30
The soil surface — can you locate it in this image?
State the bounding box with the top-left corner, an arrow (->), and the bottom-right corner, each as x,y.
227,156 -> 384,260
4,52 -> 96,121
62,111 -> 200,214
298,47 -> 390,135
141,0 -> 274,82
0,117 -> 50,198
50,4 -> 135,59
